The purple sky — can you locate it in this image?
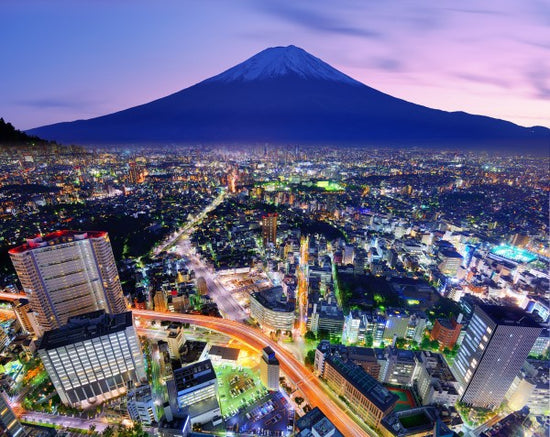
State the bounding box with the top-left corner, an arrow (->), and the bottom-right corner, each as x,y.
2,0 -> 549,130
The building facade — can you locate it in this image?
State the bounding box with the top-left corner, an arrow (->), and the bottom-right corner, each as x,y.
249,287 -> 295,332
127,384 -> 158,425
260,347 -> 280,391
323,355 -> 398,429
451,304 -> 541,408
0,391 -> 26,437
9,231 -> 127,334
261,213 -> 278,246
38,311 -> 146,408
173,359 -> 220,425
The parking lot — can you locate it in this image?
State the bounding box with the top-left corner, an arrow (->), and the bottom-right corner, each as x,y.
216,364 -> 268,418
225,391 -> 294,436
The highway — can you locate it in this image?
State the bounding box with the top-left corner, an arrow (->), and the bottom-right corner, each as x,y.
133,310 -> 373,436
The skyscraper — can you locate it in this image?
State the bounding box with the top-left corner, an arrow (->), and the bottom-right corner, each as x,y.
451,304 -> 542,408
0,391 -> 26,437
261,213 -> 277,246
9,230 -> 127,334
260,346 -> 280,391
38,310 -> 146,408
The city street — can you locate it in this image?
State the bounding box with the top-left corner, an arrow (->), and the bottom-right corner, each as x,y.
133,309 -> 375,437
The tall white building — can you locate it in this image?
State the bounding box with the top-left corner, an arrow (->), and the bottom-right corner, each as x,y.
9,231 -> 127,335
451,304 -> 541,408
38,311 -> 146,408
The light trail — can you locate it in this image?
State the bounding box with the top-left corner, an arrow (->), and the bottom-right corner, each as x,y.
133,310 -> 373,436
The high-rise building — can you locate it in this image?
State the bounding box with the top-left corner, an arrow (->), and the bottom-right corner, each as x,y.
38,310 -> 146,408
261,213 -> 278,246
451,304 -> 542,408
0,391 -> 26,437
9,231 -> 127,334
127,384 -> 159,425
260,347 -> 280,391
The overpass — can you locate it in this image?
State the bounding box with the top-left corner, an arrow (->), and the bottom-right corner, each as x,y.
0,293 -> 372,435
133,310 -> 373,436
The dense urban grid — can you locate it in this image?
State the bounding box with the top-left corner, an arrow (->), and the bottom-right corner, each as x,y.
0,144 -> 548,437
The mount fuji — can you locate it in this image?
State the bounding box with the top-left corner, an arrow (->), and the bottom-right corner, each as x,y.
27,45 -> 549,149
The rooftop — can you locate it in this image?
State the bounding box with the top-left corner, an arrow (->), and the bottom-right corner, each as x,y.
9,230 -> 108,254
325,355 -> 398,411
173,359 -> 216,392
38,310 -> 133,350
478,304 -> 542,328
208,345 -> 240,361
489,244 -> 537,264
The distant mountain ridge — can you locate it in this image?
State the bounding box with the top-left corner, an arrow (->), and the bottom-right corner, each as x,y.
0,118 -> 50,146
27,45 -> 549,150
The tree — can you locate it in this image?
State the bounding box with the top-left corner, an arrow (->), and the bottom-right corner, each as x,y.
305,349 -> 316,366
295,397 -> 304,405
365,333 -> 374,348
304,330 -> 316,341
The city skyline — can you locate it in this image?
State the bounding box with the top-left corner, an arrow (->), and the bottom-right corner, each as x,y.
1,1 -> 549,130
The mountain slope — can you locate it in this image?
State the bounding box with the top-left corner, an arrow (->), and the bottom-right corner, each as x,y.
27,45 -> 549,150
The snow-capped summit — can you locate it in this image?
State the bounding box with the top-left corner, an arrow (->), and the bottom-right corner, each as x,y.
205,45 -> 360,85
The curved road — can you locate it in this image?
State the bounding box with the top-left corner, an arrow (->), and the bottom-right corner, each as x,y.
133,310 -> 371,437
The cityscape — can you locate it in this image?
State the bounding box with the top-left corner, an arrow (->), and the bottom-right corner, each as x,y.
1,2 -> 549,437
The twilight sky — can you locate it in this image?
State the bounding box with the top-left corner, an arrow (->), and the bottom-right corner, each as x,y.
2,0 -> 549,130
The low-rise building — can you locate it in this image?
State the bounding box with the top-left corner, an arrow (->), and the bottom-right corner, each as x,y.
415,352 -> 459,406
173,359 -> 220,425
323,355 -> 398,429
127,384 -> 158,425
250,286 -> 295,332
430,318 -> 462,350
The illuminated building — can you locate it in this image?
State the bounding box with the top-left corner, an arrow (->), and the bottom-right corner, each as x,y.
260,346 -> 279,391
195,277 -> 208,296
127,384 -> 158,425
173,359 -> 221,425
297,236 -> 309,335
12,299 -> 38,336
249,286 -> 295,332
128,161 -> 145,184
430,317 -> 462,350
379,347 -> 418,386
38,311 -> 146,408
415,351 -> 459,406
261,213 -> 278,246
451,304 -> 542,408
166,324 -> 186,360
0,391 -> 25,437
9,231 -> 127,335
322,355 -> 398,429
296,407 -> 344,437
437,248 -> 463,277
153,291 -> 168,312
